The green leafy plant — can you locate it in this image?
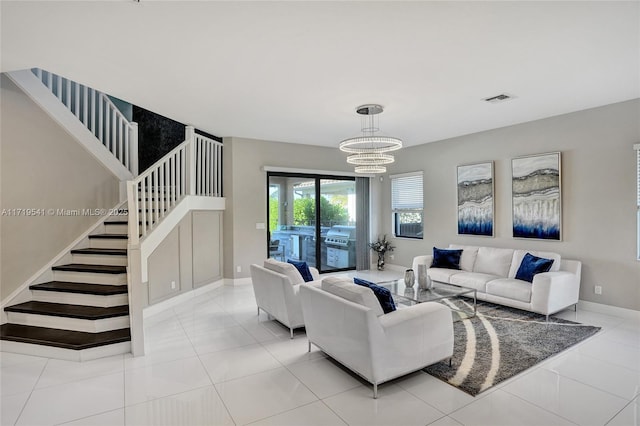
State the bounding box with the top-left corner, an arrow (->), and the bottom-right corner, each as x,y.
369,235 -> 395,254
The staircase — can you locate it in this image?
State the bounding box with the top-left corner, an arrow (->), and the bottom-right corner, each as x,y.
0,215 -> 132,361
1,68 -> 224,361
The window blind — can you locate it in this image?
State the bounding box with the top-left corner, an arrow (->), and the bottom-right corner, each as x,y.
391,172 -> 424,210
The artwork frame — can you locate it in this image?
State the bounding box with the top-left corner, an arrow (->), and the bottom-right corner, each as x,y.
457,161 -> 494,237
511,152 -> 562,240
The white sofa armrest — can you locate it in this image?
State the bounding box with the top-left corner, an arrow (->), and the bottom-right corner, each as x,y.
309,266 -> 320,280
531,271 -> 580,315
374,302 -> 453,382
412,255 -> 433,272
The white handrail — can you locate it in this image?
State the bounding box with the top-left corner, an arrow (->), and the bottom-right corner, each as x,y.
127,126 -> 223,245
31,68 -> 138,176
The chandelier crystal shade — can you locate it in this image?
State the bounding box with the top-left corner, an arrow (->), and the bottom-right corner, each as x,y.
339,104 -> 403,173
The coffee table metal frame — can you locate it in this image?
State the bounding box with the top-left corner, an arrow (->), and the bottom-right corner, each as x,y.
376,278 -> 477,320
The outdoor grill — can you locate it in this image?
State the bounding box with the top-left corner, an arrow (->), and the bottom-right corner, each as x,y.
325,226 -> 356,269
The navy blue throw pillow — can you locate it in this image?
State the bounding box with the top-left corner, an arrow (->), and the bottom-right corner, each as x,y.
287,259 -> 314,282
353,278 -> 396,314
431,247 -> 463,270
515,253 -> 554,283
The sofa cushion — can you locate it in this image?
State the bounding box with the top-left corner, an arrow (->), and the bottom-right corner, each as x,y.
448,244 -> 479,272
514,253 -> 554,283
353,278 -> 396,314
264,258 -> 304,285
427,268 -> 463,284
287,259 -> 314,282
431,247 -> 463,270
449,272 -> 500,292
473,247 -> 514,277
321,276 -> 384,317
486,278 -> 532,303
508,250 -> 561,278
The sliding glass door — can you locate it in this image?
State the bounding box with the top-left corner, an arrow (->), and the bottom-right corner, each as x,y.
267,173 -> 356,273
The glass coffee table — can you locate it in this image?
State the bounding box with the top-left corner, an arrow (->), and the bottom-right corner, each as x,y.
375,278 -> 477,320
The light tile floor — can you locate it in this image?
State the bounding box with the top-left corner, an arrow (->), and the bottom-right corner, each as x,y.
1,270 -> 639,426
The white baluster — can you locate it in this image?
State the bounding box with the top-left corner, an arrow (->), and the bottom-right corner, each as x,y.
66,79 -> 71,108
130,122 -> 139,176
56,74 -> 62,100
105,105 -> 110,150
140,179 -> 147,236
111,109 -> 116,155
118,117 -> 124,162
160,163 -> 165,218
83,86 -> 88,126
98,96 -> 104,144
74,81 -> 80,118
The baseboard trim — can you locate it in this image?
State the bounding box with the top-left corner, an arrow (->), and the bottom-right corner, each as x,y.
143,279 -> 225,319
578,300 -> 640,321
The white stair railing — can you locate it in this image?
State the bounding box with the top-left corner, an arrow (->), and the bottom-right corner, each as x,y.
31,68 -> 138,176
126,126 -> 223,246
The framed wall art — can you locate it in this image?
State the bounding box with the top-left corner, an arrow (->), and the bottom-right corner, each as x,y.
457,161 -> 494,236
512,152 -> 561,240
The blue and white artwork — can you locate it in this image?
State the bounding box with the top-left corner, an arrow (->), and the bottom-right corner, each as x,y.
457,162 -> 494,236
512,152 -> 561,240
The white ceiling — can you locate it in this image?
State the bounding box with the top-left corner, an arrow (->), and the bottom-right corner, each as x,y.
2,1 -> 639,148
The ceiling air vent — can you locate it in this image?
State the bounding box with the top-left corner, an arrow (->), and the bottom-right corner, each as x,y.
483,93 -> 514,103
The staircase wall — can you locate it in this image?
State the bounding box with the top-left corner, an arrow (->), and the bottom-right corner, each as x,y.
145,210 -> 223,306
0,75 -> 121,301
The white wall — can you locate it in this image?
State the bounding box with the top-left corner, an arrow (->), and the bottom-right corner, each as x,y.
381,99 -> 640,311
1,75 -> 120,300
146,210 -> 223,305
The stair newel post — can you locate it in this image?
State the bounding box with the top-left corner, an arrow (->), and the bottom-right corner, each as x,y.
129,122 -> 139,177
127,247 -> 145,357
186,125 -> 196,195
126,180 -> 145,356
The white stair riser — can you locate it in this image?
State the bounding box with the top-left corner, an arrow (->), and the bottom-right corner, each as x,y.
7,312 -> 130,333
104,223 -> 128,234
53,271 -> 127,285
0,340 -> 131,362
89,238 -> 127,249
31,290 -> 128,307
72,254 -> 127,266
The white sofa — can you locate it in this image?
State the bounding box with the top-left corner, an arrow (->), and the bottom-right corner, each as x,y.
250,258 -> 321,338
300,276 -> 454,398
412,245 -> 582,319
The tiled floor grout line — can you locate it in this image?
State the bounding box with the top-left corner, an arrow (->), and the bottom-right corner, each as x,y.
11,357 -> 49,426
174,306 -> 239,426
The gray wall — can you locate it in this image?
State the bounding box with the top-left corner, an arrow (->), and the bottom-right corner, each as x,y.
146,210 -> 223,305
223,137 -> 353,279
381,99 -> 640,311
1,75 -> 120,299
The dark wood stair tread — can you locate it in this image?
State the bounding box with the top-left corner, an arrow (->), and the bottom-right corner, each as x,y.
5,301 -> 129,319
105,221 -> 148,226
0,324 -> 130,350
71,248 -> 127,256
89,234 -> 128,239
30,281 -> 128,295
52,264 -> 126,274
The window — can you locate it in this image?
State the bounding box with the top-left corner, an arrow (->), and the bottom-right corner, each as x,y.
391,171 -> 424,239
636,144 -> 640,259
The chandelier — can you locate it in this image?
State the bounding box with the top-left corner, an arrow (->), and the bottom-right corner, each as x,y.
339,104 -> 403,174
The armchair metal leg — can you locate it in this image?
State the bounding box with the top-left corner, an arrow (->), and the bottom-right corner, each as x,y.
308,341 -> 311,353
290,328 -> 294,339
545,314 -> 549,322
373,383 -> 378,399
449,357 -> 453,368
257,307 -> 260,316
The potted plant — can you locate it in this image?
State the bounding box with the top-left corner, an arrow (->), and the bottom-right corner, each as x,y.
369,235 -> 395,271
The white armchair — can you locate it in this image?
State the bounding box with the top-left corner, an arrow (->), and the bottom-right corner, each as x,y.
300,276 -> 454,398
250,259 -> 320,338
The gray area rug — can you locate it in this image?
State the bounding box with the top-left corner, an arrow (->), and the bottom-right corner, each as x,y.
424,299 -> 601,396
